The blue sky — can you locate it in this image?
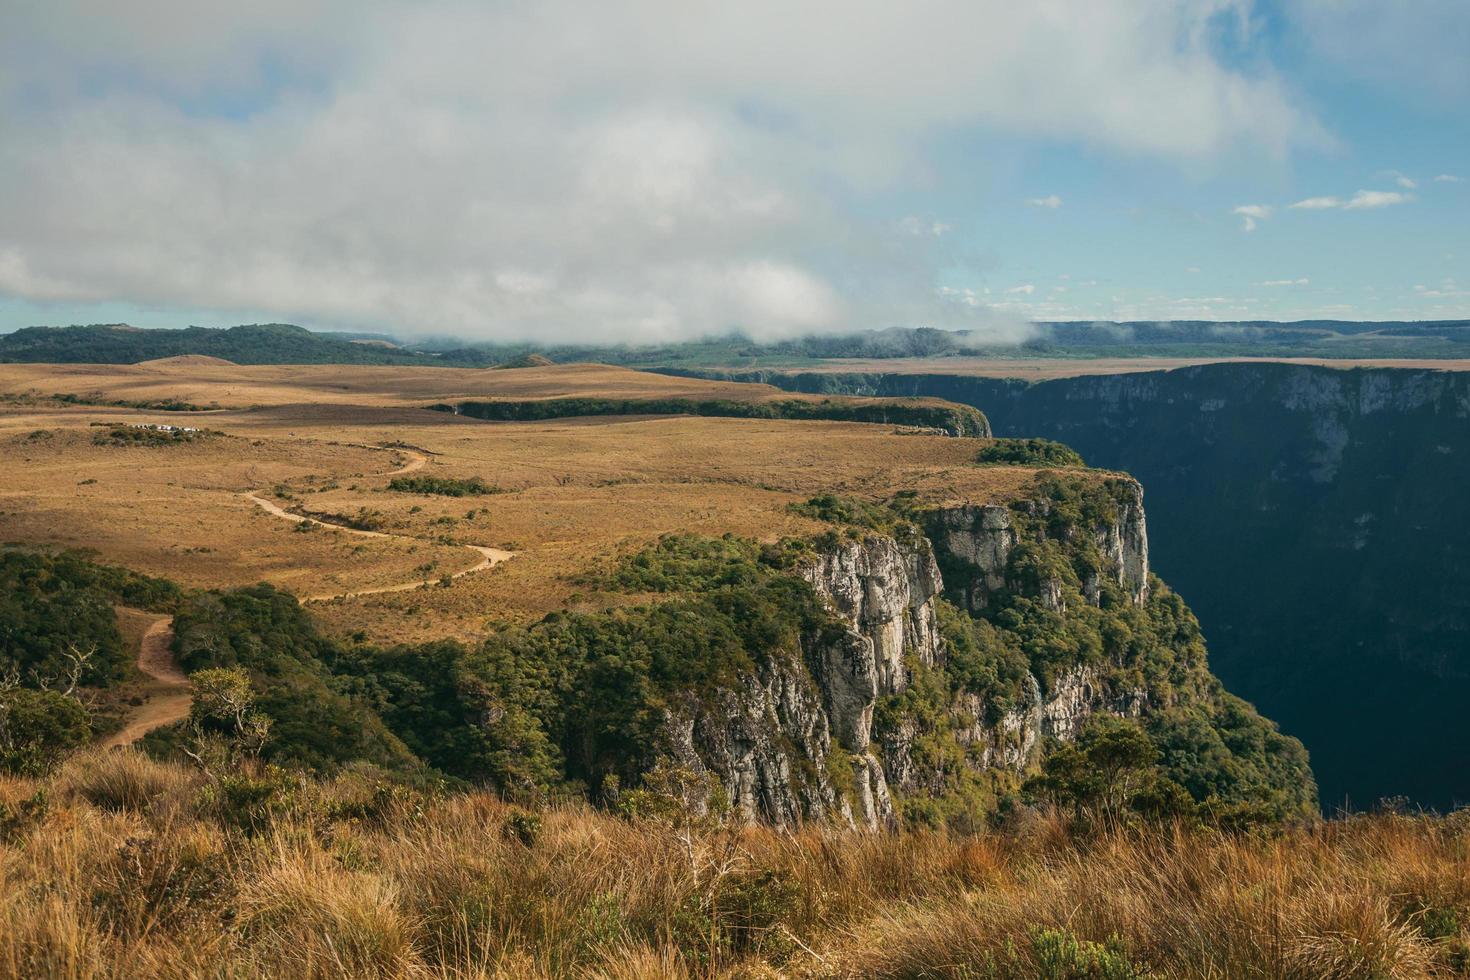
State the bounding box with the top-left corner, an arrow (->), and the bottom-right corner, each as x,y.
0,1 -> 1466,342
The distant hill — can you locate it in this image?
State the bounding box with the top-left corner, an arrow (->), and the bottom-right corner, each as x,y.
0,323 -> 444,366
6,320 -> 1470,367
432,321 -> 1470,366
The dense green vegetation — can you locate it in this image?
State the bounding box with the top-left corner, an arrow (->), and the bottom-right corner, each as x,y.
167,585 -> 423,776
445,396 -> 990,436
162,538 -> 845,802
976,437 -> 1085,467
50,392 -> 210,411
0,323 -> 437,365
0,551 -> 180,691
385,474 -> 501,496
0,551 -> 182,773
90,423 -> 220,446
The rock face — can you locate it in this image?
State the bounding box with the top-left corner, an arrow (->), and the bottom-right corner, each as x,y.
660,659 -> 846,828
934,479 -> 1150,612
1090,481 -> 1150,605
933,505 -> 1015,611
668,480 -> 1160,830
962,669 -> 1148,772
740,360 -> 1470,810
794,534 -> 944,829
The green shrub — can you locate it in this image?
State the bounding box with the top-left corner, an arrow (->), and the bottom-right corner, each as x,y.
1029,928 -> 1151,980
447,396 -> 990,437
0,689 -> 91,776
977,438 -> 1086,467
386,475 -> 502,497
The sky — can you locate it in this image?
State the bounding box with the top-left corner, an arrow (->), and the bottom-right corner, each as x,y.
0,0 -> 1466,344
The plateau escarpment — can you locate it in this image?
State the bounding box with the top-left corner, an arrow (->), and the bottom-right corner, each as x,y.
624,477 -> 1310,829
681,362 -> 1470,811
99,471 -> 1312,832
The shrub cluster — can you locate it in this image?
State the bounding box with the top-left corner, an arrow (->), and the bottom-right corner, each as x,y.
976,437 -> 1086,467
386,474 -> 502,496
445,395 -> 991,437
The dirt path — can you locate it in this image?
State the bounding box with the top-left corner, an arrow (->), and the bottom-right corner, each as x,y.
342,444 -> 430,477
103,446 -> 506,746
243,445 -> 513,602
103,615 -> 189,748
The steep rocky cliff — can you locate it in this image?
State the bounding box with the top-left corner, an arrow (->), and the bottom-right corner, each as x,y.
655,474 -> 1309,830
666,362 -> 1470,811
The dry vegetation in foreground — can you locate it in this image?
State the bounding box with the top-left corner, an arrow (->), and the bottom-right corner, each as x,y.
1,751 -> 1467,979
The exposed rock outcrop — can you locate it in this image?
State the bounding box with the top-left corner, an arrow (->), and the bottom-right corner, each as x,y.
661,658 -> 845,828
933,479 -> 1150,611
663,481 -> 1167,830
955,669 -> 1148,773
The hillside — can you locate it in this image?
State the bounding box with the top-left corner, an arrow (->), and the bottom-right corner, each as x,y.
0,323 -> 440,366
0,751 -> 1458,978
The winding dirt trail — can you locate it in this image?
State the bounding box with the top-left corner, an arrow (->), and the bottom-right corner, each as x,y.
244,445 -> 513,602
106,445 -> 511,746
104,615 -> 188,749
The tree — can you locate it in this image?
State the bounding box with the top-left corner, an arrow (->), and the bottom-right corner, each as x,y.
0,674 -> 91,776
182,667 -> 271,778
1024,719 -> 1164,825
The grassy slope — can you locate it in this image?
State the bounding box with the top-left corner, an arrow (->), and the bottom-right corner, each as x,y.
1,750 -> 1466,979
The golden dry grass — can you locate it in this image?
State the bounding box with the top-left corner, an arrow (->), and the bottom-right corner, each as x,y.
2,363 -> 1068,644
2,751 -> 1468,979
0,359 -> 961,410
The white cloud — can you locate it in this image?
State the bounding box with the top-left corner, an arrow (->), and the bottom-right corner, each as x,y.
1380,170 -> 1417,189
1290,196 -> 1342,209
1288,190 -> 1413,211
1256,277 -> 1309,286
0,0 -> 1321,342
1005,284 -> 1036,296
1026,195 -> 1063,209
899,217 -> 950,237
1344,189 -> 1413,209
1233,204 -> 1272,232
1435,174 -> 1465,183
1185,266 -> 1202,273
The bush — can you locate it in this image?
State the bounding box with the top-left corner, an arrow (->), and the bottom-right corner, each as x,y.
977,438 -> 1086,467
386,475 -> 502,497
0,689 -> 91,775
0,549 -> 181,688
449,395 -> 990,436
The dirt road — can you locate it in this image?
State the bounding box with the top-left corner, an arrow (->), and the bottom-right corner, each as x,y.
243,445 -> 513,601
103,614 -> 188,748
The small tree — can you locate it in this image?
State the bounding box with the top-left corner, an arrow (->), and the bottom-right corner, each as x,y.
0,676 -> 91,776
182,667 -> 271,778
1025,720 -> 1165,826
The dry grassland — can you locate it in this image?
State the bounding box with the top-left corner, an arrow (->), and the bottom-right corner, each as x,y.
3,751 -> 1468,979
2,363 -> 1073,644
0,357 -> 957,410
